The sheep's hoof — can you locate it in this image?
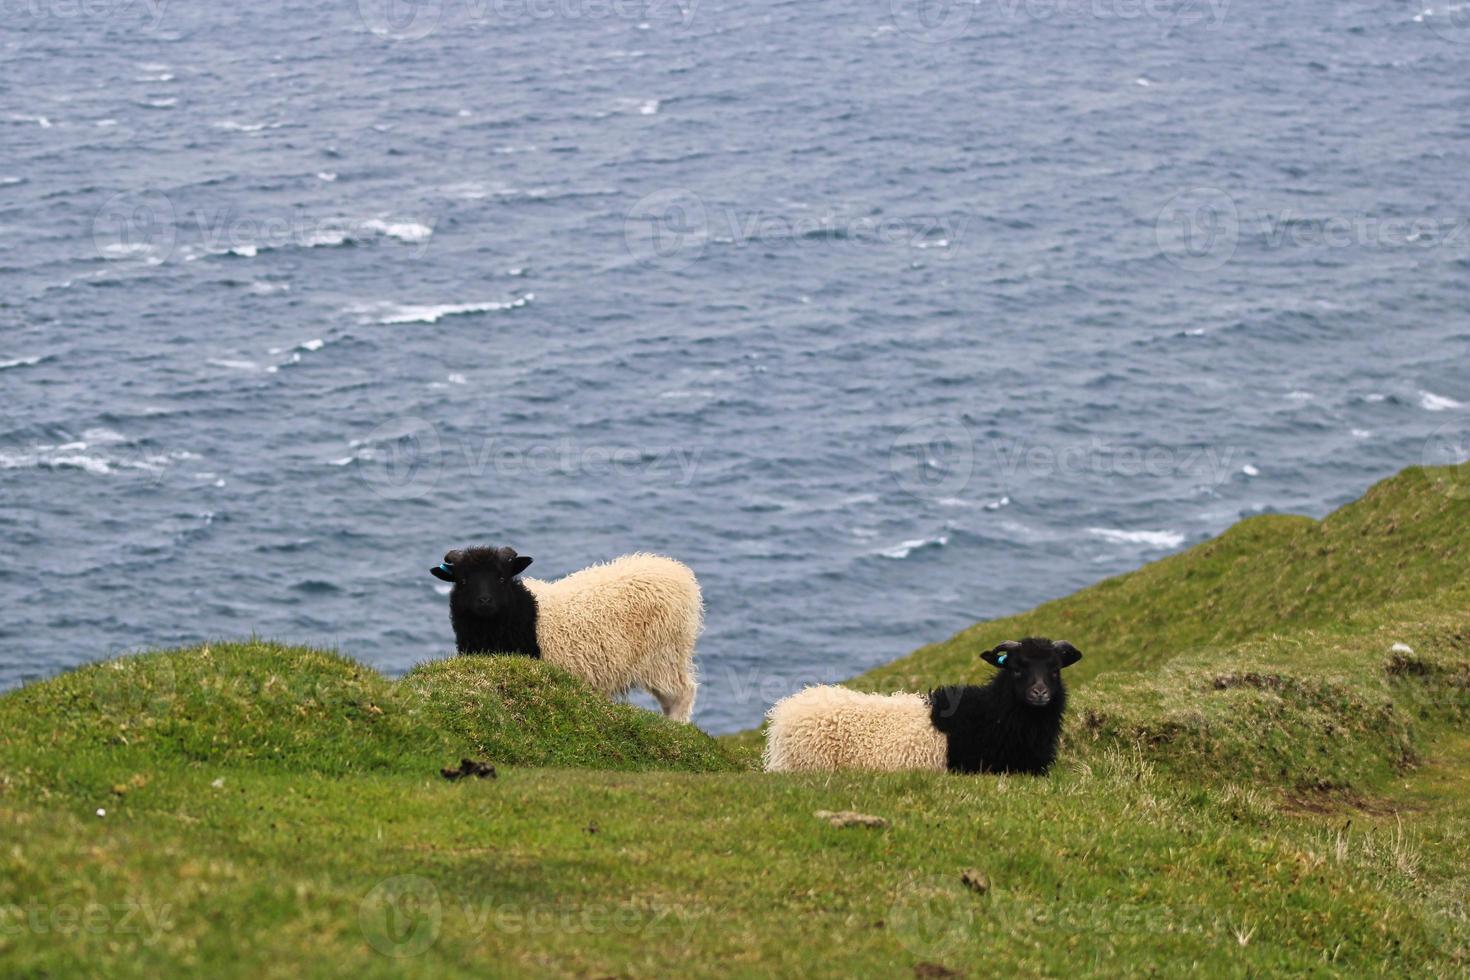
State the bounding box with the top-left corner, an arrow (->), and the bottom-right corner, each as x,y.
440,758 -> 497,781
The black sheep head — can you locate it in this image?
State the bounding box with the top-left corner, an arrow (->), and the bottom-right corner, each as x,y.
980,637 -> 1082,708
431,546 -> 534,620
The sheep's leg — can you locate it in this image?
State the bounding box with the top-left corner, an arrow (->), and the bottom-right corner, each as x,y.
650,670 -> 696,723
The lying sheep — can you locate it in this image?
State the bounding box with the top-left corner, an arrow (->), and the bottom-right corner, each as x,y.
431,546 -> 702,722
763,637 -> 1082,775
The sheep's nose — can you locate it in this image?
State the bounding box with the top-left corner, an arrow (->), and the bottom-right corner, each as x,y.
1025,686 -> 1052,706
476,596 -> 494,608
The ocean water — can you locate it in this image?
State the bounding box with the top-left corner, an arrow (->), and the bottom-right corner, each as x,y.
2,1 -> 1467,733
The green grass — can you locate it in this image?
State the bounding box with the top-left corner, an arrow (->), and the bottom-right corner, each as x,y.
3,463 -> 1469,977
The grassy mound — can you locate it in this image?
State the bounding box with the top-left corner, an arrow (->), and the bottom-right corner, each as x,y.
0,641 -> 737,784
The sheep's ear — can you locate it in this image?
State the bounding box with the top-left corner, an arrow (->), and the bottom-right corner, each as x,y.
432,550 -> 462,582
980,641 -> 1022,668
508,555 -> 533,576
1052,641 -> 1083,668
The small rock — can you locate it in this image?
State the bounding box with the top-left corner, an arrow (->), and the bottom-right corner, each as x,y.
814,809 -> 888,829
211,778 -> 226,789
440,758 -> 497,781
960,869 -> 990,894
1391,642 -> 1414,654
95,808 -> 106,818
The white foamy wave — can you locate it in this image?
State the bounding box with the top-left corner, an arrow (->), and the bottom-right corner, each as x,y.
1088,528 -> 1185,549
362,219 -> 433,244
877,534 -> 949,560
207,358 -> 277,374
0,432 -> 190,478
269,338 -> 325,355
359,294 -> 534,325
1414,4 -> 1469,23
1242,464 -> 1260,477
1284,390 -> 1314,403
98,242 -> 160,261
1351,428 -> 1372,438
1363,393 -> 1388,403
1419,390 -> 1464,412
0,354 -> 48,370
9,113 -> 52,128
0,176 -> 24,186
984,495 -> 1011,511
316,171 -> 337,182
212,120 -> 280,133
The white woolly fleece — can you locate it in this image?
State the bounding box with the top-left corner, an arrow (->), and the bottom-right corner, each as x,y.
762,685 -> 947,773
523,553 -> 702,722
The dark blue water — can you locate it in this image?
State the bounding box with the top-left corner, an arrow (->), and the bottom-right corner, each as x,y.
2,1 -> 1468,732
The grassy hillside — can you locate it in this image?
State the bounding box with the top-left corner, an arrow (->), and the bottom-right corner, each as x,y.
857,465 -> 1470,693
2,464 -> 1468,977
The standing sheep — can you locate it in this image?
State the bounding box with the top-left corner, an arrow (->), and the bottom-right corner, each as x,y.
431,546 -> 702,722
762,637 -> 1082,774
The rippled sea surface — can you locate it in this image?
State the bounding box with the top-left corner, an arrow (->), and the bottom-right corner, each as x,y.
2,1 -> 1468,731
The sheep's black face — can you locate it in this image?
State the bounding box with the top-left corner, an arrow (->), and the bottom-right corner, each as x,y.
431,546 -> 533,620
980,637 -> 1082,708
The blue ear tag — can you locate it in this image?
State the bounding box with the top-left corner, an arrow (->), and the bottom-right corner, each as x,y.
996,654 -> 1007,665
